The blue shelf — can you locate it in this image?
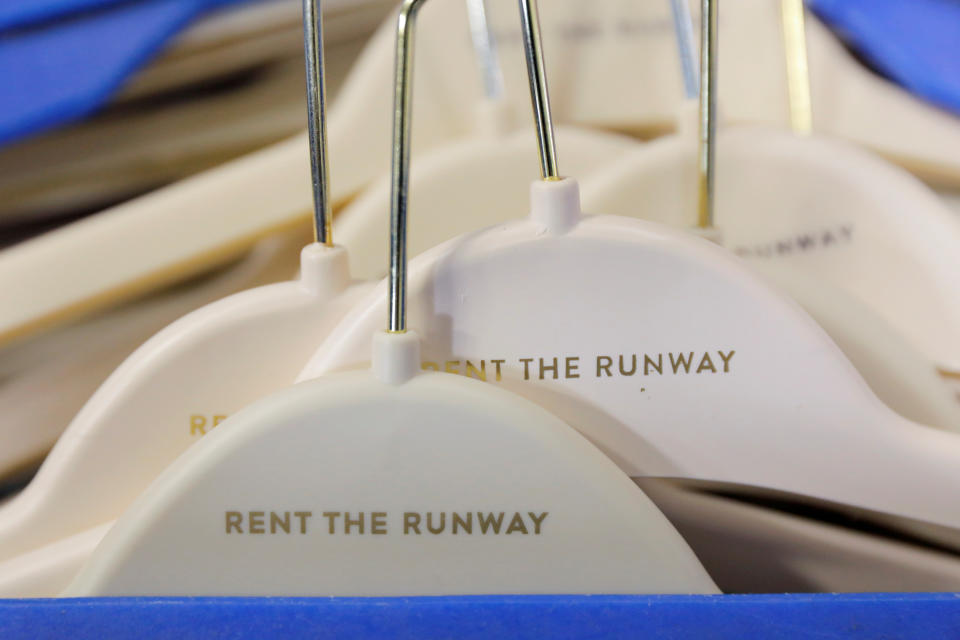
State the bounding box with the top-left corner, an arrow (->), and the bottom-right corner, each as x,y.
2,594 -> 959,639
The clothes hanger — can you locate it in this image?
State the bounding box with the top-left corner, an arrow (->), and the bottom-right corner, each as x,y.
295,0 -> 960,548
329,0 -> 960,429
576,0 -> 960,430
0,223 -> 310,486
321,0 -> 960,222
0,0 -> 373,571
65,0 -> 717,596
332,0 -> 643,280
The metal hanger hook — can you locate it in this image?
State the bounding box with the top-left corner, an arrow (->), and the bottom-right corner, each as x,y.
302,0 -> 332,245
697,0 -> 718,230
388,0 -> 561,333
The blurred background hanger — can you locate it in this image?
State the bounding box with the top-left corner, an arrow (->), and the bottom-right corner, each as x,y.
579,0 -> 960,428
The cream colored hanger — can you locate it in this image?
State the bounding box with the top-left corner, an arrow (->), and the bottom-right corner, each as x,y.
328,0 -> 960,427
576,0 -> 960,429
0,132 -> 313,348
0,223 -> 308,486
295,0 -> 960,545
0,2 -> 371,572
333,0 -> 643,280
65,1 -> 716,595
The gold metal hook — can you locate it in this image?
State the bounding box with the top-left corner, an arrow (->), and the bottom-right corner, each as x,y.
781,0 -> 813,135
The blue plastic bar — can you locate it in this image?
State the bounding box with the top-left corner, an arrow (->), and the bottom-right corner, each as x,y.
2,594 -> 959,639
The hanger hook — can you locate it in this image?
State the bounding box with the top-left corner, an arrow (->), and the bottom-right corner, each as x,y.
780,0 -> 813,134
466,0 -> 505,100
388,0 -> 559,333
518,0 -> 560,181
303,0 -> 332,246
669,0 -> 699,100
696,0 -> 718,230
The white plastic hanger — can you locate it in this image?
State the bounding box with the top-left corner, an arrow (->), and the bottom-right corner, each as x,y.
66,1 -> 716,595
577,0 -> 960,428
296,0 -> 960,544
0,223 -> 309,485
332,0 -> 642,280
330,0 -> 960,428
0,1 -> 372,572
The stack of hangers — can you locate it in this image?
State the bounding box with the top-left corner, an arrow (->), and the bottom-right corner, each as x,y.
0,0 -> 959,598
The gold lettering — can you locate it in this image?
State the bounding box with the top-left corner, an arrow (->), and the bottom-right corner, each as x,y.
404,512 -> 422,535
618,354 -> 637,376
427,512 -> 446,534
519,358 -> 534,380
190,415 -> 207,436
644,354 -> 663,375
718,350 -> 735,372
529,511 -> 548,534
421,361 -> 440,371
371,512 -> 387,535
453,512 -> 472,534
465,360 -> 487,381
477,512 -> 505,534
505,513 -> 528,534
696,353 -> 717,374
491,359 -> 505,381
344,512 -> 364,534
225,511 -> 242,534
445,360 -> 461,374
212,415 -> 227,427
539,357 -> 559,380
249,511 -> 265,534
596,355 -> 613,377
323,511 -> 341,534
294,511 -> 312,534
565,356 -> 580,379
271,511 -> 290,534
669,352 -> 694,374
